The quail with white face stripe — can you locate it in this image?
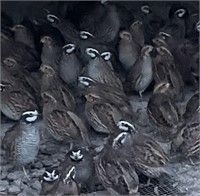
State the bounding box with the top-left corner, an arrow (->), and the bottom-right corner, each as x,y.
2,110 -> 40,178
60,147 -> 95,192
59,43 -> 81,88
116,120 -> 172,180
95,127 -> 139,195
84,47 -> 123,90
40,168 -> 60,195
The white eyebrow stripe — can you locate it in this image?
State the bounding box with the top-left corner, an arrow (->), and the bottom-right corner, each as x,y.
22,110 -> 38,116
47,14 -> 60,22
112,132 -> 128,147
80,31 -> 94,37
86,48 -> 99,54
78,76 -> 94,82
63,44 -> 75,49
117,120 -> 135,130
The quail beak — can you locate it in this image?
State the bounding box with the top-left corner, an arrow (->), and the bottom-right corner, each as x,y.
85,94 -> 94,102
39,65 -> 44,72
149,48 -> 157,58
40,37 -> 46,43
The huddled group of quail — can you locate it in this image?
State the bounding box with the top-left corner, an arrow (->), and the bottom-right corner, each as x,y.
1,1 -> 199,195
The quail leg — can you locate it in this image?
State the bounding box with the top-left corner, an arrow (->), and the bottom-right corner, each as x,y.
22,166 -> 30,180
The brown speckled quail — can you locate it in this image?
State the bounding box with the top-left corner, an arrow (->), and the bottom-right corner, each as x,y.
153,46 -> 184,101
125,45 -> 154,98
116,120 -> 172,181
60,146 -> 95,192
84,91 -> 123,134
147,88 -> 182,141
171,107 -> 200,164
40,64 -> 76,111
78,76 -> 133,119
95,128 -> 139,195
42,91 -> 90,148
0,81 -> 39,121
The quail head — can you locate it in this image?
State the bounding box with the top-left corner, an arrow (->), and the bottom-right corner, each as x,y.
42,91 -> 90,147
40,35 -> 63,70
129,20 -> 145,48
78,76 -> 133,119
2,110 -> 40,169
125,45 -> 154,98
116,120 -> 172,180
84,92 -> 123,134
10,24 -> 36,49
40,168 -> 60,196
147,89 -> 182,141
60,146 -> 95,192
40,64 -> 76,111
118,30 -> 140,71
59,43 -> 81,88
0,81 -> 39,121
84,47 -> 123,90
95,129 -> 139,195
